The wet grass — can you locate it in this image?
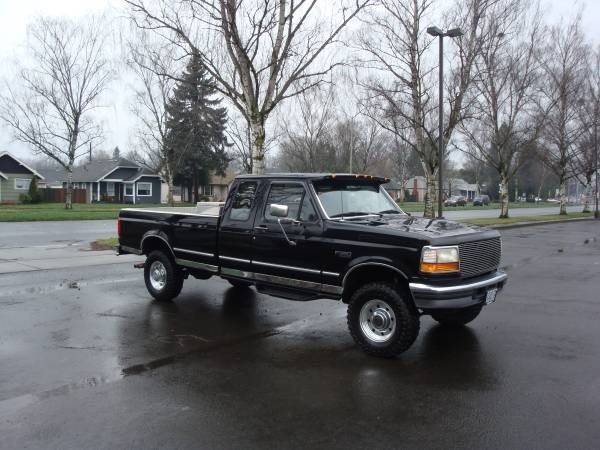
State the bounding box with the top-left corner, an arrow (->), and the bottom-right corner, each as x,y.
0,203 -> 194,222
90,237 -> 119,251
462,212 -> 593,227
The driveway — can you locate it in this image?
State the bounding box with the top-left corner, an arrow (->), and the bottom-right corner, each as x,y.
1,220 -> 599,449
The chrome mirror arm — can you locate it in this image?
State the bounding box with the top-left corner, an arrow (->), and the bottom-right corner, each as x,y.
278,218 -> 297,246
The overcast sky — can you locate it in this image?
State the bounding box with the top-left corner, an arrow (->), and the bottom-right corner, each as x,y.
1,0 -> 599,163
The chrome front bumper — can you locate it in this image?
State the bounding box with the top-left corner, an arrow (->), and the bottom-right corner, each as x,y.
409,271 -> 507,310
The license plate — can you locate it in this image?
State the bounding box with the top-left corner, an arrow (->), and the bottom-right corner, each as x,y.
485,288 -> 498,305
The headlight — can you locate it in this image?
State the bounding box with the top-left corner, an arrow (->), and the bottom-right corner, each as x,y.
420,246 -> 460,274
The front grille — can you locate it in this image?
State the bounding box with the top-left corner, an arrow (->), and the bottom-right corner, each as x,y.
459,237 -> 501,278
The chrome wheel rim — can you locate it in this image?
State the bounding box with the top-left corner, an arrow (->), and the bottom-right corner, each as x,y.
149,261 -> 167,291
359,299 -> 396,343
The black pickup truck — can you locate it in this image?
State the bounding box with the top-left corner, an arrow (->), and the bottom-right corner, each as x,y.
118,174 -> 507,357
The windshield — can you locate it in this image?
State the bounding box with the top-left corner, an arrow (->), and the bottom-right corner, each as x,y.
312,180 -> 404,219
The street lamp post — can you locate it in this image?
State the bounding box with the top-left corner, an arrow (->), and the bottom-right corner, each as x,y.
427,26 -> 463,219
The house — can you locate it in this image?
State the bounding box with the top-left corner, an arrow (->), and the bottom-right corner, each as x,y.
447,178 -> 479,200
0,152 -> 45,204
38,158 -> 162,204
406,176 -> 428,202
404,176 -> 479,202
181,169 -> 238,202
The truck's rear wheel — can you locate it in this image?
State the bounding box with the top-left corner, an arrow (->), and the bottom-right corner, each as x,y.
144,250 -> 183,302
347,282 -> 420,358
430,305 -> 482,326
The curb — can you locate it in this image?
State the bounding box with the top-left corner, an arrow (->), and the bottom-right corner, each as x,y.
481,217 -> 597,230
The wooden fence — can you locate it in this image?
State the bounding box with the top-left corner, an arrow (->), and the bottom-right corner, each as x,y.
41,188 -> 87,204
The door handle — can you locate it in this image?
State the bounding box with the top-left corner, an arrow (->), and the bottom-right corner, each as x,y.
254,225 -> 269,231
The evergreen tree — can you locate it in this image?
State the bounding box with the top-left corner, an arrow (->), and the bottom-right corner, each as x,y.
165,53 -> 229,202
112,146 -> 121,160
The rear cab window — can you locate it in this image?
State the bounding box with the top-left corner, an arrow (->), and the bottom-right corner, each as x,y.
229,181 -> 258,221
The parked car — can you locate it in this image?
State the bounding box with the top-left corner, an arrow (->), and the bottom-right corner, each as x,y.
473,195 -> 490,206
118,174 -> 507,358
444,195 -> 467,207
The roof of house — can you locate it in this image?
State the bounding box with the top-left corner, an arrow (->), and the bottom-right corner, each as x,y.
37,167 -> 67,187
72,158 -> 139,182
0,152 -> 45,179
0,171 -> 7,180
37,158 -> 161,183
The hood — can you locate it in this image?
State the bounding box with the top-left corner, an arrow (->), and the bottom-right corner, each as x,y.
345,214 -> 496,242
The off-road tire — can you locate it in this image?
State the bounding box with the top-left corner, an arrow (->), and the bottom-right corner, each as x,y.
431,305 -> 482,326
144,250 -> 184,302
347,282 -> 420,358
228,279 -> 252,289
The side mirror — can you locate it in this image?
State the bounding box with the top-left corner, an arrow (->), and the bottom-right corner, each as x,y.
269,203 -> 289,218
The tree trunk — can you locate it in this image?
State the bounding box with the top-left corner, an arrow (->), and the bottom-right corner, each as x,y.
65,168 -> 73,210
558,176 -> 567,215
423,171 -> 437,218
582,177 -> 592,213
250,119 -> 266,175
167,178 -> 174,207
193,172 -> 199,204
499,176 -> 509,219
398,186 -> 405,204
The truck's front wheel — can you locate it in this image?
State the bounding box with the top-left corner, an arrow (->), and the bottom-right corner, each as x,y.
144,251 -> 183,302
347,282 -> 420,358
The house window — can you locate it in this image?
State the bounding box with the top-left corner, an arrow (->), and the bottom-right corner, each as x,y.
137,182 -> 152,197
125,184 -> 133,196
200,185 -> 214,196
106,182 -> 115,196
15,178 -> 31,190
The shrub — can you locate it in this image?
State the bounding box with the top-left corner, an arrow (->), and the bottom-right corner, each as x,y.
27,177 -> 42,204
19,193 -> 32,204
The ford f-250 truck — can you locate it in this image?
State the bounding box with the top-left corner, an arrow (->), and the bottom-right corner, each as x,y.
118,173 -> 507,357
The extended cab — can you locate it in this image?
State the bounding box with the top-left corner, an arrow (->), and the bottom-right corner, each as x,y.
118,174 -> 507,357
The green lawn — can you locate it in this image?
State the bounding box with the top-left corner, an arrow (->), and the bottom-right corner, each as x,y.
398,201 -> 561,213
90,237 -> 119,251
0,203 -> 194,222
462,212 -> 594,227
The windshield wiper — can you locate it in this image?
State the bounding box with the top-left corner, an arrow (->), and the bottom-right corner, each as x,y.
378,209 -> 403,215
330,211 -> 382,219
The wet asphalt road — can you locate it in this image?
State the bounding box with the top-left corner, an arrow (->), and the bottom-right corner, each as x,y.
1,221 -> 599,449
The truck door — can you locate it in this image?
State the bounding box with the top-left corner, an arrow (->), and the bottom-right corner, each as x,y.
251,181 -> 323,289
218,180 -> 262,277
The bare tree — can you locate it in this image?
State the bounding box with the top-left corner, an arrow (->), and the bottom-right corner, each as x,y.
0,16 -> 112,209
357,0 -> 495,217
126,0 -> 371,175
127,30 -> 180,205
537,16 -> 588,215
458,0 -> 542,218
226,111 -> 278,174
573,46 -> 600,213
279,86 -> 337,172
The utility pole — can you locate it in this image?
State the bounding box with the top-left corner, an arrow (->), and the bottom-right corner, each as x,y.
427,26 -> 464,218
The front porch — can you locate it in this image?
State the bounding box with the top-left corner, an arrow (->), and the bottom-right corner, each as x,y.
88,180 -> 156,204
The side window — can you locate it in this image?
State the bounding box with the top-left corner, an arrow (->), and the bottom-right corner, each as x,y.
299,194 -> 318,222
265,184 -> 304,221
229,181 -> 258,221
